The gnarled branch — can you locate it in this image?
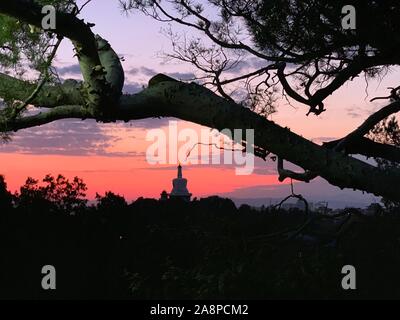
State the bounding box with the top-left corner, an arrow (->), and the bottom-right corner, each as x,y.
4,75 -> 399,201
334,100 -> 400,152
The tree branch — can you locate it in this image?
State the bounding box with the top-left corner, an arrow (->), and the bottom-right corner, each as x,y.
277,157 -> 317,183
0,0 -> 122,113
334,100 -> 400,152
6,105 -> 90,131
2,75 -> 400,201
115,78 -> 400,201
324,137 -> 400,163
11,35 -> 64,119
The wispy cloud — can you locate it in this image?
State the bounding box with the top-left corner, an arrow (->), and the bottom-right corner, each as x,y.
127,66 -> 195,81
56,64 -> 81,76
0,120 -> 141,157
123,82 -> 143,94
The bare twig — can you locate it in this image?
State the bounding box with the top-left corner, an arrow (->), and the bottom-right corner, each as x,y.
11,36 -> 63,119
186,141 -> 245,159
370,85 -> 400,102
334,99 -> 400,152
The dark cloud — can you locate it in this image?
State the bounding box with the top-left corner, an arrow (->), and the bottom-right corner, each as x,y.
347,111 -> 362,118
166,72 -> 196,81
0,119 -> 141,157
120,117 -> 172,129
140,66 -> 157,77
58,65 -> 195,84
250,57 -> 270,69
345,105 -> 370,119
0,116 -> 181,156
226,60 -> 251,74
56,64 -> 82,76
127,67 -> 140,75
225,57 -> 270,75
126,67 -> 195,81
123,82 -> 143,94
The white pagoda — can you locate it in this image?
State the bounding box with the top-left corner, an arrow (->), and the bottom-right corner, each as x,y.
169,164 -> 192,202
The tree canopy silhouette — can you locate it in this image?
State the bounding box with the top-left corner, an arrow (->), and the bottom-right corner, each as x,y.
0,0 -> 399,200
1,173 -> 400,299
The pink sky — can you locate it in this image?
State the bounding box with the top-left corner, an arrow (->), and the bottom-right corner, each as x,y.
0,1 -> 395,206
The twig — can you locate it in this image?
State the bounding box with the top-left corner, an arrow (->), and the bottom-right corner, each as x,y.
370,86 -> 400,102
186,142 -> 245,159
247,180 -> 312,244
11,36 -> 63,119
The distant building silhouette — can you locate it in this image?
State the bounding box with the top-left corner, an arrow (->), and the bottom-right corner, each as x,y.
160,190 -> 168,201
159,164 -> 192,202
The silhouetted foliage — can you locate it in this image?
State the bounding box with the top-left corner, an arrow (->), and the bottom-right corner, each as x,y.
369,116 -> 400,209
15,174 -> 87,213
0,174 -> 12,212
0,174 -> 400,299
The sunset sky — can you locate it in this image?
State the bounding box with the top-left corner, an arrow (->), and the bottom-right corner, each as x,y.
1,0 -> 396,207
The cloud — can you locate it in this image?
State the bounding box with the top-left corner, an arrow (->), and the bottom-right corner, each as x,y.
310,136 -> 338,145
345,104 -> 380,119
224,57 -> 270,75
123,82 -> 143,94
140,66 -> 157,77
126,67 -> 195,81
0,116 -> 183,157
220,178 -> 381,209
0,119 -> 140,157
347,111 -> 362,118
250,57 -> 270,69
345,105 -> 365,118
122,117 -> 172,129
56,64 -> 82,76
166,72 -> 196,81
127,67 -> 140,75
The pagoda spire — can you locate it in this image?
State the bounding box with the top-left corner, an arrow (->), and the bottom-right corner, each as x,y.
177,163 -> 182,178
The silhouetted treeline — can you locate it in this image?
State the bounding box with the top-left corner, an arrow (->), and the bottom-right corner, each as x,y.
0,174 -> 400,299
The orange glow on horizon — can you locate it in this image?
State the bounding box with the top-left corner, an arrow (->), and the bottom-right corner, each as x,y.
0,153 -> 288,201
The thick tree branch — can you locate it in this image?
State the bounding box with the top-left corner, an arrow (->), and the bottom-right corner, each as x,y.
324,137 -> 400,163
277,158 -> 317,183
2,73 -> 400,201
121,79 -> 400,201
277,56 -> 386,115
334,100 -> 400,152
0,0 -> 123,113
7,105 -> 90,131
117,79 -> 400,202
